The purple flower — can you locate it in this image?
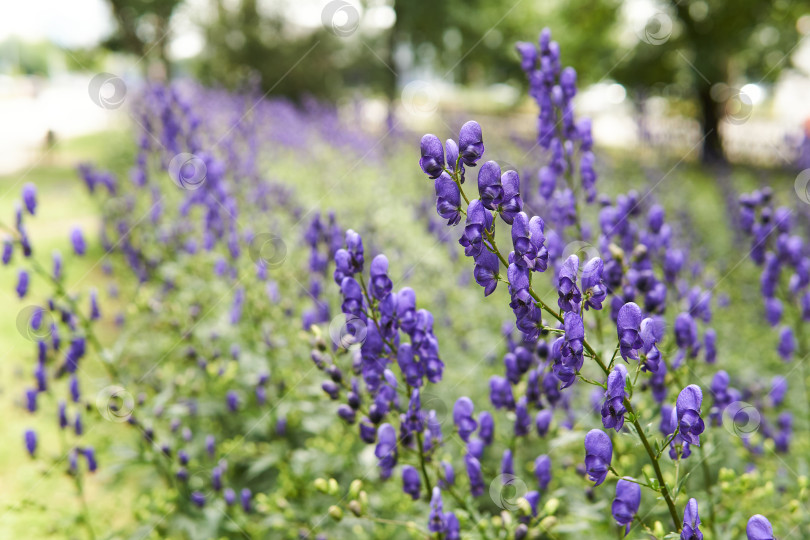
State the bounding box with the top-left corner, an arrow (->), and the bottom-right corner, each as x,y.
419,134 -> 445,178
555,312 -> 584,388
477,161 -> 504,211
681,498 -> 702,540
240,488 -> 252,512
2,237 -> 12,265
676,385 -> 704,446
445,512 -> 460,540
557,255 -> 581,312
464,454 -> 485,496
778,326 -> 795,361
191,491 -> 205,508
764,298 -> 783,326
83,447 -> 98,472
601,365 -> 628,431
611,478 -> 641,535
375,423 -> 397,479
473,249 -> 500,296
458,121 -> 484,166
71,228 -> 86,256
453,397 -> 478,442
498,170 -> 523,224
581,257 -> 606,310
535,454 -> 551,491
460,199 -> 493,258
639,317 -> 662,372
369,254 -> 393,300
401,465 -> 421,500
428,487 -> 445,533
535,409 -> 552,437
435,173 -> 462,226
478,411 -> 494,445
511,212 -> 548,272
24,429 -> 37,457
226,390 -> 239,412
16,269 -> 29,298
584,429 -> 612,486
22,183 -> 36,215
746,515 -> 774,540
489,375 -> 515,410
770,376 -> 788,407
617,302 -> 643,361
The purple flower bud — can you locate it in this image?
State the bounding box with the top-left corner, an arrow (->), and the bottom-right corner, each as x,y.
83,446 -> 98,472
224,488 -> 236,506
191,491 -> 205,508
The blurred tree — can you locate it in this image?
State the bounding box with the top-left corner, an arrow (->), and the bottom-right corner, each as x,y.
194,0 -> 619,112
610,0 -> 804,164
103,0 -> 184,77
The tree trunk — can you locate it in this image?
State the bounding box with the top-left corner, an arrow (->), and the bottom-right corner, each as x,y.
697,83 -> 725,165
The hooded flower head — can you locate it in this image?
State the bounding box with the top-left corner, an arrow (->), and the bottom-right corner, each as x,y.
746,515 -> 774,540
617,302 -> 644,361
419,134 -> 445,178
611,478 -> 640,535
676,385 -> 705,446
584,429 -> 612,486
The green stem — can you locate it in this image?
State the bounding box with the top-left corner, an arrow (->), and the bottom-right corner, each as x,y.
626,400 -> 681,531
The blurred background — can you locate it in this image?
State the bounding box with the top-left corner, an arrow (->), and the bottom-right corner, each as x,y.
3,0 -> 810,175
